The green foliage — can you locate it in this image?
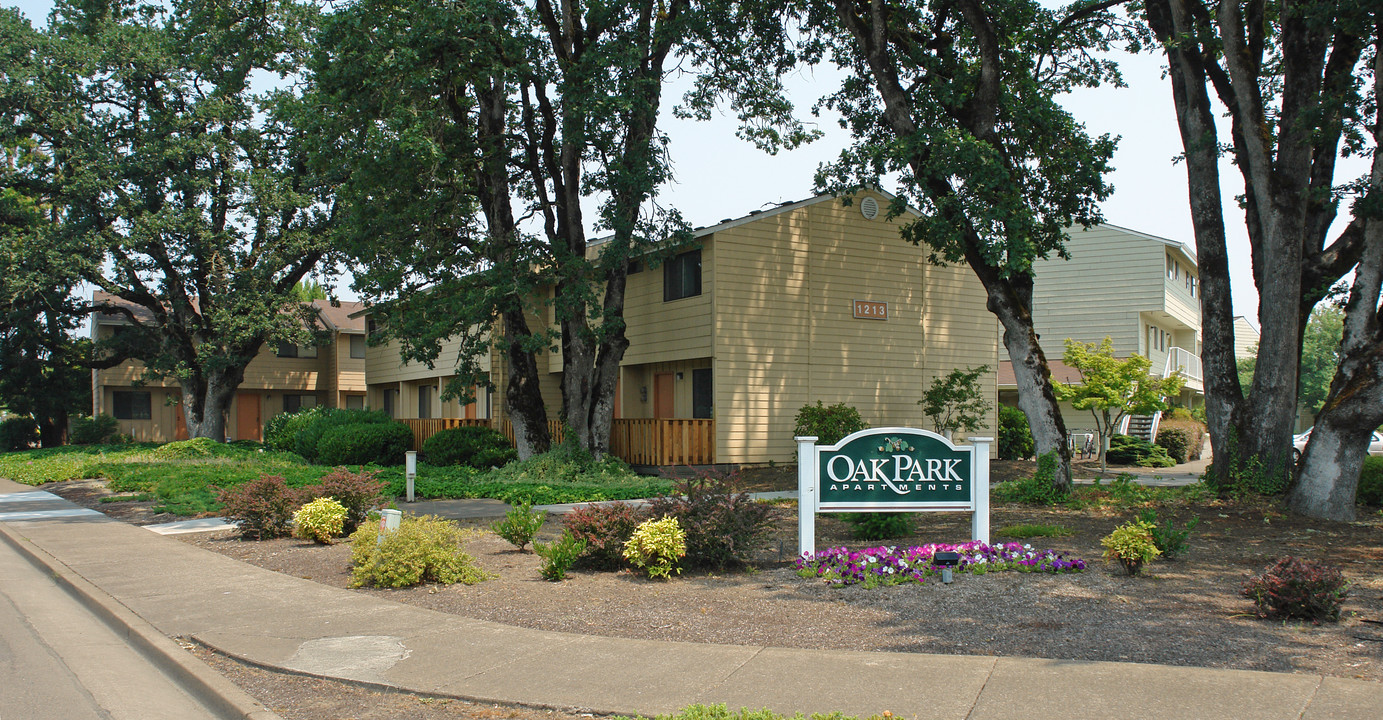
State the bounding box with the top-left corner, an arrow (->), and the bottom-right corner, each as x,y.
991,451 -> 1069,505
997,405 -> 1034,460
1100,520 -> 1161,576
218,475 -> 306,541
293,497 -> 348,544
491,503 -> 547,553
534,531 -> 588,581
300,468 -> 388,533
1156,419 -> 1206,463
996,523 -> 1074,539
0,416 -> 37,451
1242,556 -> 1349,622
421,426 -> 517,469
1135,509 -> 1199,560
294,409 -> 396,463
152,438 -> 229,460
1206,428 -> 1291,497
838,513 -> 913,540
315,421 -> 414,466
69,415 -> 120,445
646,470 -> 782,570
1055,338 -> 1184,470
1358,457 -> 1383,506
564,503 -> 650,570
623,516 -> 687,580
349,516 -> 492,589
1239,306 -> 1344,417
263,405 -> 334,453
918,365 -> 990,437
1105,435 -> 1175,468
793,401 -> 867,445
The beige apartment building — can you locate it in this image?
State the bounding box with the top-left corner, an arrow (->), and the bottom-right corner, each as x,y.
91,294 -> 367,442
998,224 -> 1203,441
365,191 -> 1002,465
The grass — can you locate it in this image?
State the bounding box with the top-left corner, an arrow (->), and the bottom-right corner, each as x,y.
0,440 -> 673,517
992,473 -> 1216,511
996,523 -> 1075,539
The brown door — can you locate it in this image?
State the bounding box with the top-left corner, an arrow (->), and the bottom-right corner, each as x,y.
173,403 -> 188,441
234,393 -> 262,442
654,373 -> 674,419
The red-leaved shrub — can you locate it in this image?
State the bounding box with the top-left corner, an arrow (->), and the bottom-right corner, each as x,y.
647,469 -> 782,570
1242,556 -> 1349,622
218,475 -> 305,540
302,468 -> 389,533
564,502 -> 650,570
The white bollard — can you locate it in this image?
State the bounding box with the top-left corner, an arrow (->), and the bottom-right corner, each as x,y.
405,450 -> 417,503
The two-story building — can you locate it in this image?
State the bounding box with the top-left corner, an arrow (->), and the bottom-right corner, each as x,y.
90,293 -> 367,442
998,224 -> 1203,441
366,191 -> 1002,465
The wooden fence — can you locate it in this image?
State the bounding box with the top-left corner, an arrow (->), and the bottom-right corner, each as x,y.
407,417 -> 715,465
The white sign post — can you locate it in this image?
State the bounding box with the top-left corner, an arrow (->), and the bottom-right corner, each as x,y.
405,450 -> 417,503
796,428 -> 992,557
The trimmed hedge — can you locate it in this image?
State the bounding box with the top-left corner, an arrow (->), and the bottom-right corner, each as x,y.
0,417 -> 38,451
293,408 -> 394,463
998,405 -> 1034,460
421,425 -> 517,469
1106,434 -> 1175,468
1156,419 -> 1206,463
69,414 -> 120,445
1359,456 -> 1383,506
315,422 -> 414,466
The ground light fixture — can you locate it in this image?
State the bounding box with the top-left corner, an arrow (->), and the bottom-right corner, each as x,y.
934,551 -> 961,584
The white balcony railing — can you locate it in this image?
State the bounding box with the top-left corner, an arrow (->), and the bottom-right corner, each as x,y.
1164,346 -> 1203,383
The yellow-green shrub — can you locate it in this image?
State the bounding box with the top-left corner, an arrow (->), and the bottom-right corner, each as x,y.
293,497 -> 347,544
349,515 -> 492,588
1101,520 -> 1161,576
622,516 -> 686,580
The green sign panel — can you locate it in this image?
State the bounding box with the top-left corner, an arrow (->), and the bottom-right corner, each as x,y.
817,429 -> 973,509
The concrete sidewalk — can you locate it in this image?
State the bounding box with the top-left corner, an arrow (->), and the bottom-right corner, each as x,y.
2,478 -> 1379,719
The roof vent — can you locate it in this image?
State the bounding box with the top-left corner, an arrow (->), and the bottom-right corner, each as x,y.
860,196 -> 879,220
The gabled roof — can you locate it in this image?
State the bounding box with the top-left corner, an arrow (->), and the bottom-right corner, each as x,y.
998,359 -> 1085,388
1083,222 -> 1198,267
92,291 -> 363,334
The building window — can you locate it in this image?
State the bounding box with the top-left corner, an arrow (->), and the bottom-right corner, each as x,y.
349,334 -> 366,359
1167,256 -> 1175,279
345,395 -> 365,410
664,249 -> 701,302
1189,276 -> 1197,298
417,385 -> 433,419
283,394 -> 317,414
692,368 -> 713,419
113,391 -> 152,420
276,343 -> 319,358
382,389 -> 398,417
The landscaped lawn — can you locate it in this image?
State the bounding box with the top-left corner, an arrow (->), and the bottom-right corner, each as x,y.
0,441 -> 672,516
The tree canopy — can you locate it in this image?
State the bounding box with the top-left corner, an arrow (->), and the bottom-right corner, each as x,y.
1055,337 -> 1184,472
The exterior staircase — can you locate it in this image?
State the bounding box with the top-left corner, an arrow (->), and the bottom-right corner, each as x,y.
1120,413 -> 1161,444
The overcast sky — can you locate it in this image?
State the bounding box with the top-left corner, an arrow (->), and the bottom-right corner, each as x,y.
12,0 -> 1372,324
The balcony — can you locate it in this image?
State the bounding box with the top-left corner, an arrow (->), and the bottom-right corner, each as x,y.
1163,346 -> 1203,384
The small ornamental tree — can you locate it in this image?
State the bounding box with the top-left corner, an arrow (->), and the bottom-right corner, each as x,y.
919,365 -> 990,441
1054,337 -> 1184,473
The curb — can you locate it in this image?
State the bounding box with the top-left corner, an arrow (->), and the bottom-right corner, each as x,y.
0,522 -> 282,720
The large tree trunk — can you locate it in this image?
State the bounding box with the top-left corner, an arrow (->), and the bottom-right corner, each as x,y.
179,373 -> 238,441
502,310 -> 551,460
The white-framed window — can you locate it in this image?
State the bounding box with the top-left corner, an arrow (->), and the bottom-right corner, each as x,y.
349,334 -> 366,359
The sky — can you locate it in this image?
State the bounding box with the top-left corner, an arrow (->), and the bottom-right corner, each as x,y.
10,0 -> 1371,324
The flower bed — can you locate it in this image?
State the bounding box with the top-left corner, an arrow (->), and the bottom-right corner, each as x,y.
795,541 -> 1086,587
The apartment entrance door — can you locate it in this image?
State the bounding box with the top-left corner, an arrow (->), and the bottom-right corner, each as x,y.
234,393 -> 262,442
653,373 -> 674,419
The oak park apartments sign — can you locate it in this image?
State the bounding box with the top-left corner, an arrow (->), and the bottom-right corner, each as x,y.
796,427 -> 991,555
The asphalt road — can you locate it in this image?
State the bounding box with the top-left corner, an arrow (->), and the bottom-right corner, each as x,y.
0,535 -> 222,720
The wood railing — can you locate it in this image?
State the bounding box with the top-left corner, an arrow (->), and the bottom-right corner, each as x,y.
413,417 -> 716,465
401,418 -> 493,451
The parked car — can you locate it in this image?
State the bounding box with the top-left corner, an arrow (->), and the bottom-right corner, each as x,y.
1292,428 -> 1383,462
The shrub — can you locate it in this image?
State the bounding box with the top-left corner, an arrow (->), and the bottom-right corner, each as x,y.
623,516 -> 686,579
349,515 -> 492,588
0,416 -> 38,451
997,405 -> 1034,460
218,475 -> 305,540
564,502 -> 649,570
1242,556 -> 1349,622
534,531 -> 587,581
1100,520 -> 1160,576
69,414 -> 120,445
302,468 -> 388,533
152,437 -> 225,459
1135,508 -> 1199,559
422,425 -> 517,469
1157,418 -> 1206,461
839,512 -> 913,540
1106,434 -> 1175,467
263,405 -> 332,453
793,401 -> 867,445
293,497 -> 347,544
646,470 -> 781,570
293,408 -> 394,463
991,451 -> 1068,505
491,502 -> 547,552
315,422 -> 414,466
1357,457 -> 1383,506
